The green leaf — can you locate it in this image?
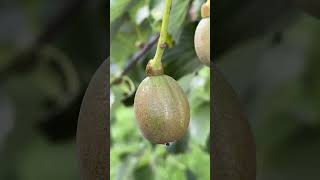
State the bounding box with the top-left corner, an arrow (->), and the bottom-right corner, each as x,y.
150,1 -> 165,21
190,102 -> 210,146
184,143 -> 210,180
128,0 -> 150,25
163,23 -> 202,80
110,28 -> 138,68
111,105 -> 140,142
110,0 -> 132,23
115,157 -> 138,180
154,155 -> 187,180
134,165 -> 154,180
168,0 -> 192,42
135,5 -> 150,25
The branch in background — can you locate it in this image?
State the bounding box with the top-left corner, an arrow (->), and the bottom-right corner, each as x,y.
111,34 -> 160,86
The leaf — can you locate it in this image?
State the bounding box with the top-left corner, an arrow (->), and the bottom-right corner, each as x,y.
163,23 -> 202,80
135,5 -> 150,25
154,155 -> 187,180
134,165 -> 154,180
183,143 -> 210,180
110,0 -> 132,23
115,157 -> 137,180
190,102 -> 210,146
111,105 -> 140,142
110,27 -> 138,68
168,0 -> 192,42
111,143 -> 145,179
150,1 -> 165,21
178,67 -> 210,146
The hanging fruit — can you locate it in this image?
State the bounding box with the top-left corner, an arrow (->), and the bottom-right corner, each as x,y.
194,0 -> 210,66
134,0 -> 190,144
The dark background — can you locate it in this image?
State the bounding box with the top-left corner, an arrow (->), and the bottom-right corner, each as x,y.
214,0 -> 320,179
0,0 -> 107,179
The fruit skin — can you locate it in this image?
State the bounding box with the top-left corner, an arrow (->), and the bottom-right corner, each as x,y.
195,17 -> 210,67
77,60 -> 108,180
213,66 -> 256,180
134,74 -> 190,144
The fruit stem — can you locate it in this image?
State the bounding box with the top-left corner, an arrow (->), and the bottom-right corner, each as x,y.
147,0 -> 172,74
201,0 -> 210,18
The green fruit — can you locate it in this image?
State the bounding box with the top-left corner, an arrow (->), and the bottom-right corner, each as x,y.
213,66 -> 256,179
134,74 -> 190,144
195,17 -> 210,66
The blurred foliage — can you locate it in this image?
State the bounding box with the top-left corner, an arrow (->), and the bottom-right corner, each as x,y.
0,0 -> 106,179
110,0 -> 210,179
216,7 -> 320,180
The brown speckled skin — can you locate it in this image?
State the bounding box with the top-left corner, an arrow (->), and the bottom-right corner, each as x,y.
195,18 -> 210,66
77,60 -> 108,180
213,66 -> 256,180
134,75 -> 190,144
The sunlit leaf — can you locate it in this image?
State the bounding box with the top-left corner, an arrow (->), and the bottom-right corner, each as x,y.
110,0 -> 132,23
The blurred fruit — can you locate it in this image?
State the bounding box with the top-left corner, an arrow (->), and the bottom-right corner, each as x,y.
213,66 -> 256,179
77,60 -> 108,180
194,17 -> 210,66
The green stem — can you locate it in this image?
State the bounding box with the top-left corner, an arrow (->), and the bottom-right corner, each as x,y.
149,0 -> 172,69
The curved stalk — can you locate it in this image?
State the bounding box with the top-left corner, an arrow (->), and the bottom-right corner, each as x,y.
147,0 -> 172,72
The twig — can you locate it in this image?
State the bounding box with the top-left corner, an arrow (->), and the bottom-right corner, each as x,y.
111,34 -> 160,86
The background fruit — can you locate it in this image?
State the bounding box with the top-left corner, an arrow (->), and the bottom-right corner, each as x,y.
195,18 -> 210,66
213,66 -> 256,179
134,74 -> 190,144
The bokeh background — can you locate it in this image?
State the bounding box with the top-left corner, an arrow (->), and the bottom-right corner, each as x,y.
215,0 -> 320,179
0,0 -> 107,179
110,0 -> 210,179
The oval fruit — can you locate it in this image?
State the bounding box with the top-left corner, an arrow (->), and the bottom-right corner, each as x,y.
195,17 -> 210,66
134,74 -> 190,144
213,66 -> 256,179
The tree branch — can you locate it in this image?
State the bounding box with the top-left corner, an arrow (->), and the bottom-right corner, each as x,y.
111,34 -> 160,86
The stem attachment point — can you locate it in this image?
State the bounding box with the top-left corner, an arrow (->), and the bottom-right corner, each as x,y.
145,59 -> 164,76
201,0 -> 210,18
